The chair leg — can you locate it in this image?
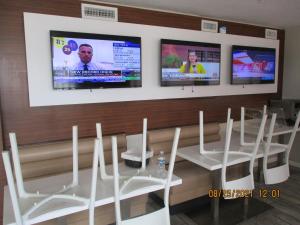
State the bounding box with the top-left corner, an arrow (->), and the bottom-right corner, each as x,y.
210,170 -> 220,223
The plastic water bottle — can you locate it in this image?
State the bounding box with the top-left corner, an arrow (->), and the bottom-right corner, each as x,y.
157,151 -> 166,177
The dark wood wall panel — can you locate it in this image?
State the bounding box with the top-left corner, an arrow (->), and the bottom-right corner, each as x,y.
0,1 -> 284,148
0,0 -> 285,223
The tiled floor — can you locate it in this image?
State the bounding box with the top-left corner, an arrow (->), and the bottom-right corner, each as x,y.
163,168 -> 300,225
238,168 -> 300,225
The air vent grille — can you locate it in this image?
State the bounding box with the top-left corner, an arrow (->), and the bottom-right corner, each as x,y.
201,20 -> 218,33
265,29 -> 277,40
81,4 -> 118,21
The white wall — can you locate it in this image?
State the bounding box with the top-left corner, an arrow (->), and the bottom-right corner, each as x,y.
24,12 -> 279,107
283,26 -> 300,167
283,26 -> 300,99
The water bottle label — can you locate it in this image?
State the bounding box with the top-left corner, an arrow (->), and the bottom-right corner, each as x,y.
159,159 -> 165,166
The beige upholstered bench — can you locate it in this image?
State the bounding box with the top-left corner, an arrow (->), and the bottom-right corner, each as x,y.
19,134 -> 126,179
147,123 -> 221,205
17,133 -> 147,225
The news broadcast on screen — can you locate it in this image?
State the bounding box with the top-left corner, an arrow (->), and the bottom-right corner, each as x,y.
51,31 -> 142,89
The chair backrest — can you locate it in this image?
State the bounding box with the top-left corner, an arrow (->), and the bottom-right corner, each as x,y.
240,105 -> 267,146
2,151 -> 23,225
199,108 -> 230,154
263,111 -> 300,184
9,126 -> 79,198
112,128 -> 181,225
124,118 -> 148,169
222,114 -> 267,193
141,118 -> 147,169
3,137 -> 100,225
96,122 -> 110,179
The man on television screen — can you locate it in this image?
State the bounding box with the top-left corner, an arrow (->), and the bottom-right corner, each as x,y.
72,44 -> 109,71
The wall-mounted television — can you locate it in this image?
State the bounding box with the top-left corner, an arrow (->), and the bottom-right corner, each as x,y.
161,39 -> 221,86
231,45 -> 276,85
50,31 -> 142,89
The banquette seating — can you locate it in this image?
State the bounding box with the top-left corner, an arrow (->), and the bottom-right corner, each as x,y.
14,122 -> 221,224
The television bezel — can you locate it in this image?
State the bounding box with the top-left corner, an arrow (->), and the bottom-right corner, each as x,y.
160,39 -> 221,87
50,30 -> 142,90
231,45 -> 276,85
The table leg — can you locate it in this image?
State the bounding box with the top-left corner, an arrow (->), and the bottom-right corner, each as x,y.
210,170 -> 221,224
277,134 -> 286,166
243,197 -> 249,220
257,158 -> 263,182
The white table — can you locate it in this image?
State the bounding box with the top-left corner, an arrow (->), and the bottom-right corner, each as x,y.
3,162 -> 182,225
233,119 -> 300,137
176,124 -> 286,222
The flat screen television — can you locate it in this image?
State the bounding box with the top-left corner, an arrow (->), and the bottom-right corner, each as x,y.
50,31 -> 142,89
231,45 -> 276,84
161,39 -> 221,86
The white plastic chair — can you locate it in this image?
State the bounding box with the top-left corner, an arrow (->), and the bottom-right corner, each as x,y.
240,105 -> 267,147
199,108 -> 231,154
222,114 -> 267,198
97,118 -> 148,180
112,128 -> 181,225
2,136 -> 100,225
123,118 -> 149,169
263,111 -> 300,184
8,125 -> 80,198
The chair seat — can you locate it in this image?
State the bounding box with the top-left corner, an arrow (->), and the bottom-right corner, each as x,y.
204,152 -> 251,167
224,174 -> 254,191
19,195 -> 87,224
265,163 -> 289,185
120,176 -> 164,197
121,207 -> 170,225
223,174 -> 254,199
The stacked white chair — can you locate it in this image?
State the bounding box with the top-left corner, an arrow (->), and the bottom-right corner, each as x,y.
2,126 -> 100,225
96,118 -> 148,180
263,111 -> 300,184
112,128 -> 181,225
199,108 -> 231,154
240,105 -> 267,147
200,109 -> 267,199
222,114 -> 267,198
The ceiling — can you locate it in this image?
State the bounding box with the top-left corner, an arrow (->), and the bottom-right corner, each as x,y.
94,0 -> 300,28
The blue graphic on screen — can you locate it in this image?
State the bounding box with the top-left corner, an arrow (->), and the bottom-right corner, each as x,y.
232,49 -> 275,83
51,36 -> 141,89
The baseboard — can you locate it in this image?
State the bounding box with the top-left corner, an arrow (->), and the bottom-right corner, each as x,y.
290,160 -> 300,168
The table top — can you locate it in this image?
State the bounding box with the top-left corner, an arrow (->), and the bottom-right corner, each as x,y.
3,162 -> 182,225
177,123 -> 286,171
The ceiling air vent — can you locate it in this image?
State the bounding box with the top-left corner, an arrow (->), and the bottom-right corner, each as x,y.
81,3 -> 118,21
201,20 -> 218,33
265,29 -> 277,40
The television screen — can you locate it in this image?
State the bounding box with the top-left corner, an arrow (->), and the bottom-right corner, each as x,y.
50,31 -> 142,89
231,45 -> 276,84
161,39 -> 221,86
